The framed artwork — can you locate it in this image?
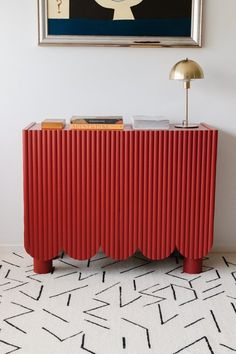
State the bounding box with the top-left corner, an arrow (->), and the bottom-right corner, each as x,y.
38,0 -> 202,47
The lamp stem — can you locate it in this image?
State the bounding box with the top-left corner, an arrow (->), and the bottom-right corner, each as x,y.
184,81 -> 190,127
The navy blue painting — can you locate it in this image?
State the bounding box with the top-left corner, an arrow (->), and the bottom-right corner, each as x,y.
47,0 -> 192,37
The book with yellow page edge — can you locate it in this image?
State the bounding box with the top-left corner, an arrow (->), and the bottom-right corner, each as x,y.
41,119 -> 66,129
70,116 -> 124,130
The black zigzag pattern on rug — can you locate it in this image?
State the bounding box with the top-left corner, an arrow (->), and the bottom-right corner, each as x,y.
0,250 -> 236,354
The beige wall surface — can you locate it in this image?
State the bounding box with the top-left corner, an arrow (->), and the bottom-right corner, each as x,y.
0,0 -> 236,250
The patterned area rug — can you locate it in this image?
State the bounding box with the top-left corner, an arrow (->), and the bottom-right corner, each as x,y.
0,248 -> 236,354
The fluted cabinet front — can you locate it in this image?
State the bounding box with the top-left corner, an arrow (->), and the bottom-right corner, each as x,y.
23,125 -> 218,262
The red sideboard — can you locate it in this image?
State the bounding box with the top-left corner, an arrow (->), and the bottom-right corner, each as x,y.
23,123 -> 218,274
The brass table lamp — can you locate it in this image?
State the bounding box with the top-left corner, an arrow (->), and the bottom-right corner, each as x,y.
170,58 -> 204,129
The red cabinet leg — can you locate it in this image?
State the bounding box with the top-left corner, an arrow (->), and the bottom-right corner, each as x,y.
34,259 -> 53,274
183,258 -> 202,274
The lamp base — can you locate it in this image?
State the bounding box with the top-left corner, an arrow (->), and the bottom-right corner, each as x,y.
175,123 -> 199,129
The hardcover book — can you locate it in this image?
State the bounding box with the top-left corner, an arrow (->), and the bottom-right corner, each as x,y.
132,116 -> 169,130
70,116 -> 124,130
41,119 -> 66,129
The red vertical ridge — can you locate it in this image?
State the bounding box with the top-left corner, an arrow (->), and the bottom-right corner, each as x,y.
184,131 -> 193,257
193,131 -> 202,258
166,131 -> 173,256
126,132 -> 129,257
157,132 -> 163,258
71,130 -> 77,258
66,131 -> 72,256
57,130 -> 62,252
32,130 -> 39,260
138,132 -> 144,252
198,132 -> 207,258
146,132 -> 153,258
61,131 -> 67,255
208,131 -> 218,250
133,131 -> 139,251
171,132 -> 178,253
142,132 -> 147,256
44,130 -> 48,260
23,130 -> 30,251
101,131 -> 105,254
119,133 -> 124,258
114,132 -> 120,258
30,131 -> 36,258
197,131 -> 205,258
129,132 -> 135,256
37,131 -> 43,260
203,131 -> 212,254
128,131 -> 133,257
122,132 -> 125,258
144,132 -> 148,256
47,130 -> 53,260
91,131 -> 96,256
100,132 -> 105,252
76,131 -> 82,258
115,132 -> 121,259
52,130 -> 58,257
162,131 -> 168,258
81,131 -> 86,258
123,132 -> 129,258
105,131 -> 108,256
35,131 -> 41,260
151,133 -> 158,259
176,131 -> 182,251
96,131 -> 101,252
105,132 -> 110,256
128,132 -> 132,257
28,131 -> 35,257
85,131 -> 89,259
42,131 -> 47,259
110,131 -> 115,257
83,130 -> 92,259
189,131 -> 197,258
180,131 -> 188,254
158,131 -> 162,257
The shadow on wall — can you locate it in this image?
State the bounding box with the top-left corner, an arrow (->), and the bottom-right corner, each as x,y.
214,130 -> 236,250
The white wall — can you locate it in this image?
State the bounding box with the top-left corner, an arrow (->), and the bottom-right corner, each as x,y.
0,0 -> 236,250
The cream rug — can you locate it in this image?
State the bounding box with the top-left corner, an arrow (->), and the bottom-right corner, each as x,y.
0,247 -> 236,354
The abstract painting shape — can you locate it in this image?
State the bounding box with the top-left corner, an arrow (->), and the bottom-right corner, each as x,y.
93,0 -> 144,20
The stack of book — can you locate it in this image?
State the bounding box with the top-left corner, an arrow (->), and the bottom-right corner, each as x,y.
70,116 -> 124,130
132,116 -> 169,130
